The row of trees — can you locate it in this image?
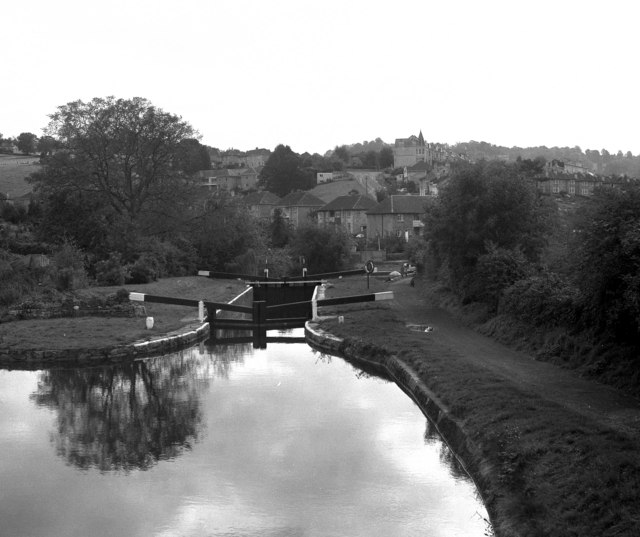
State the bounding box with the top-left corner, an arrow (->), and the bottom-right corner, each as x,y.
0,131 -> 46,155
420,160 -> 640,365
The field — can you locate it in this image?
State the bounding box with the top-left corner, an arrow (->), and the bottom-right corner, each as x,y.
0,155 -> 39,199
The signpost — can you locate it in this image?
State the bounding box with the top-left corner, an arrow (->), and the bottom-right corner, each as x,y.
364,260 -> 375,289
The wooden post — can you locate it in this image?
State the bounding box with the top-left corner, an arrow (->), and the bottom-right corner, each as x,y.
253,300 -> 266,348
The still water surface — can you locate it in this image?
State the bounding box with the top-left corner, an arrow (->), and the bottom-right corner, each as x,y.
0,330 -> 490,537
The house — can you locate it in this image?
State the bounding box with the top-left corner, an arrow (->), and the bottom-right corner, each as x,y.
317,172 -> 333,184
221,149 -> 244,167
195,167 -> 259,192
235,191 -> 281,219
536,175 -> 633,197
277,191 -> 325,228
244,148 -> 271,168
403,161 -> 452,196
393,131 -> 469,168
544,159 -> 592,177
316,195 -> 378,235
366,195 -> 430,239
536,159 -> 611,196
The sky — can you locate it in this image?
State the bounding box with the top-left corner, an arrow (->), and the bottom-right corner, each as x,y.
2,0 -> 639,156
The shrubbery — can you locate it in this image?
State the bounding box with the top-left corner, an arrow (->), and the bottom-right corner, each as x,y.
51,241 -> 88,291
499,271 -> 579,328
95,254 -> 129,286
468,244 -> 531,312
290,223 -> 350,274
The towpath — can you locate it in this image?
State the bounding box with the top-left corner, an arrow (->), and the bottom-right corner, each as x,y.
390,277 -> 640,439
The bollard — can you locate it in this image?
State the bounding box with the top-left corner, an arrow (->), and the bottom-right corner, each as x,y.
198,301 -> 205,322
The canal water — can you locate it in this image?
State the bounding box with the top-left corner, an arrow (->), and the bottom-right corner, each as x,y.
0,329 -> 491,537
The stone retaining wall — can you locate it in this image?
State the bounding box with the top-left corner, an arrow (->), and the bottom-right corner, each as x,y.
304,320 -> 497,532
0,322 -> 211,368
4,303 -> 143,322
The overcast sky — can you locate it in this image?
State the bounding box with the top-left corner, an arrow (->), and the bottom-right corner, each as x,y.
2,0 -> 638,156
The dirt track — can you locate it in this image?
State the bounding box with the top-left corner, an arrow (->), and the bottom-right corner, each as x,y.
390,277 -> 640,439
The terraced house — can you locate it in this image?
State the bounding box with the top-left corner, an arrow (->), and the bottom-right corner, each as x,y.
366,195 -> 430,239
316,194 -> 377,235
277,191 -> 325,228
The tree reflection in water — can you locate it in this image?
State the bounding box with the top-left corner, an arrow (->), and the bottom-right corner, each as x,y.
30,343 -> 249,473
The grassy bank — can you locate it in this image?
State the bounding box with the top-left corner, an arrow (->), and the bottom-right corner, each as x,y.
317,275 -> 640,537
0,155 -> 38,199
0,277 -> 245,350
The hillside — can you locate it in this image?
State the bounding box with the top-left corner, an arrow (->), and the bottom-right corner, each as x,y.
0,155 -> 39,200
310,179 -> 372,204
451,141 -> 640,177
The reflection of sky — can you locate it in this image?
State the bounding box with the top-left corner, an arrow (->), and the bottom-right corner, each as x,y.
0,337 -> 489,537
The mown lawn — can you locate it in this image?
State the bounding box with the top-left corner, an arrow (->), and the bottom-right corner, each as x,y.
0,277 -> 246,350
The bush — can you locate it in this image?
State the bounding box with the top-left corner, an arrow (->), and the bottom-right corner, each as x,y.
0,249 -> 44,307
136,237 -> 198,277
499,271 -> 579,328
290,224 -> 351,274
126,254 -> 159,284
405,236 -> 428,270
95,253 -> 129,286
113,288 -> 130,303
51,241 -> 88,291
467,244 -> 531,312
0,202 -> 28,224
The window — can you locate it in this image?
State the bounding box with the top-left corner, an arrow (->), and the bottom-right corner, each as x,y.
396,214 -> 404,223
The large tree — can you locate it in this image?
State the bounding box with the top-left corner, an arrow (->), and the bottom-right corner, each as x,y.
174,138 -> 212,175
36,97 -> 197,224
290,223 -> 351,274
16,132 -> 38,154
425,160 -> 550,294
259,144 -> 312,196
571,184 -> 640,343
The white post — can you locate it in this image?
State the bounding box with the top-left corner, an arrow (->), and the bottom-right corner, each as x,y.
311,285 -> 319,320
198,300 -> 205,322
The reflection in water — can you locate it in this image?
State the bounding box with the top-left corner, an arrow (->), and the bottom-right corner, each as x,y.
424,418 -> 469,480
3,331 -> 492,537
29,347 -> 244,472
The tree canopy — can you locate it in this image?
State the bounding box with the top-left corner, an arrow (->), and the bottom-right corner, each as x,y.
36,97 -> 196,223
259,144 -> 313,196
571,184 -> 640,343
425,160 -> 550,294
17,132 -> 38,154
